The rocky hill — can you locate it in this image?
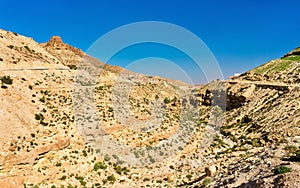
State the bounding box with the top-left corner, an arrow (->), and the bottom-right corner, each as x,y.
0,29 -> 299,187
233,47 -> 300,84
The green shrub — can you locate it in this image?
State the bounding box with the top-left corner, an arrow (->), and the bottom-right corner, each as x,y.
67,65 -> 77,70
284,145 -> 298,152
82,150 -> 87,157
39,96 -> 45,103
75,176 -> 86,186
35,113 -> 44,121
273,166 -> 291,175
164,97 -> 171,104
24,45 -> 31,52
202,178 -> 213,187
156,179 -> 162,183
107,175 -> 116,183
186,174 -> 192,180
59,175 -> 67,180
56,162 -> 62,167
104,154 -> 110,161
93,162 -> 107,171
7,45 -> 14,49
1,75 -> 13,85
108,107 -> 113,113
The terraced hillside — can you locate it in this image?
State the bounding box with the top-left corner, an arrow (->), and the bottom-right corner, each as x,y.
234,47 -> 300,84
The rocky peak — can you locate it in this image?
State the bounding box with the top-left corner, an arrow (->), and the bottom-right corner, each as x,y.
44,36 -> 84,57
47,36 -> 63,47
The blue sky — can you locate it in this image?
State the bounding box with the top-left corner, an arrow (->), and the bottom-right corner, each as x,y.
1,0 -> 300,84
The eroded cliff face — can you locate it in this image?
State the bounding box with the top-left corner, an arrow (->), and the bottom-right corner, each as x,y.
0,29 -> 299,187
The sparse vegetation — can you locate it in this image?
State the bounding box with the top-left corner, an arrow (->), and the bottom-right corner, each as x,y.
93,162 -> 107,171
164,97 -> 171,104
24,45 -> 31,52
202,178 -> 213,187
59,175 -> 67,180
7,45 -> 14,49
107,175 -> 116,183
282,55 -> 300,62
67,64 -> 77,70
273,165 -> 291,175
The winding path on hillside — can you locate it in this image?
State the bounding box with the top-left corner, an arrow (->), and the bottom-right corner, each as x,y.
227,79 -> 300,87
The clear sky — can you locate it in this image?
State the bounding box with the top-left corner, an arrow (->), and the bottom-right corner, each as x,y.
1,0 -> 300,84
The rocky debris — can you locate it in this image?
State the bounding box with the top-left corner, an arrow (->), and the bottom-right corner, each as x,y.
205,165 -> 217,177
1,137 -> 70,171
240,172 -> 300,188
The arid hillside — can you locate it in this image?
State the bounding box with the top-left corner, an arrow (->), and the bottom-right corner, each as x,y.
0,29 -> 299,188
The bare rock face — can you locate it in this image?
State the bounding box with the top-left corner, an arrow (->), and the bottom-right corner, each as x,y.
205,165 -> 217,177
1,137 -> 70,172
0,176 -> 24,188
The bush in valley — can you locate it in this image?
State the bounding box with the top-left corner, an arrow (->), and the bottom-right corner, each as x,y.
93,162 -> 107,171
108,107 -> 114,113
113,164 -> 129,175
202,178 -> 213,187
39,96 -> 45,103
67,64 -> 77,70
24,45 -> 31,52
284,145 -> 298,153
273,165 -> 291,175
75,176 -> 86,186
104,154 -> 110,161
35,113 -> 44,121
186,174 -> 192,180
164,97 -> 171,104
59,175 -> 67,180
1,75 -> 13,85
107,175 -> 116,183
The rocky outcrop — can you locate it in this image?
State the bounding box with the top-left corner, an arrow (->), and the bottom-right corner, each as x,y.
44,36 -> 84,57
1,137 -> 70,172
282,47 -> 300,58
